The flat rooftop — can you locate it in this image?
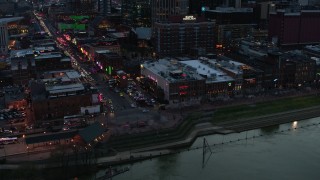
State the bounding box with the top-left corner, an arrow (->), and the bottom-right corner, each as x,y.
34,53 -> 62,60
305,45 -> 320,53
42,69 -> 81,81
143,59 -> 205,83
46,83 -> 85,94
10,49 -> 34,58
34,46 -> 56,51
0,17 -> 23,24
181,60 -> 234,83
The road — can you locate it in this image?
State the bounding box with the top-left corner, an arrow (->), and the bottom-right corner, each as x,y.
39,15 -> 162,128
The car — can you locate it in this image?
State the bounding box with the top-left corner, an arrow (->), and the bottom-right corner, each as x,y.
119,92 -> 124,97
108,99 -> 112,104
131,104 -> 137,108
142,109 -> 149,113
3,130 -> 12,134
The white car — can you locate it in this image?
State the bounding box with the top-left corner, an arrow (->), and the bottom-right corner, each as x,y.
142,109 -> 149,113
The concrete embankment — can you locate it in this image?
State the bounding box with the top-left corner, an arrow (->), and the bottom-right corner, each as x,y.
96,106 -> 320,166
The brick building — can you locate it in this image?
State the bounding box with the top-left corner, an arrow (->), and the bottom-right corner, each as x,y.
30,71 -> 99,121
269,10 -> 320,46
153,15 -> 215,57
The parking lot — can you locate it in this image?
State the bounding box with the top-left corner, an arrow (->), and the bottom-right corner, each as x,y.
0,108 -> 27,134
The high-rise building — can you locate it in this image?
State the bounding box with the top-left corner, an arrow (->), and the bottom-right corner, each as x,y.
122,0 -> 151,27
95,0 -> 112,16
151,0 -> 189,26
205,7 -> 255,47
153,15 -> 215,57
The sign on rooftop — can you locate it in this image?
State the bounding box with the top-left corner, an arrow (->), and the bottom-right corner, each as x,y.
183,16 -> 196,21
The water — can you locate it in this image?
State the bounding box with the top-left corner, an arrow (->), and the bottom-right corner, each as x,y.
93,117 -> 320,180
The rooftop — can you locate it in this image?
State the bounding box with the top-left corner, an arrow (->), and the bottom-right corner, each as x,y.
142,59 -> 205,83
25,130 -> 78,145
0,17 -> 24,24
134,27 -> 151,40
207,7 -> 253,13
34,46 -> 56,52
10,49 -> 34,58
181,60 -> 234,83
34,52 -> 62,60
42,69 -> 81,80
45,83 -> 85,94
305,45 -> 320,53
78,122 -> 105,144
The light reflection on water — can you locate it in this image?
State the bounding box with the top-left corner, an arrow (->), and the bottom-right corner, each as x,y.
92,117 -> 320,180
292,121 -> 298,129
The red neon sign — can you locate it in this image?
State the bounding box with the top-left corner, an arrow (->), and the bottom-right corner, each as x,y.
179,85 -> 188,89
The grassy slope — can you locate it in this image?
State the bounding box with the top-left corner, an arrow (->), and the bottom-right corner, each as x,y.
108,95 -> 320,151
212,95 -> 320,124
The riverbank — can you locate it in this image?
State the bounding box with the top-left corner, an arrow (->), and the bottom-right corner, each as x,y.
93,105 -> 320,167
2,94 -> 320,169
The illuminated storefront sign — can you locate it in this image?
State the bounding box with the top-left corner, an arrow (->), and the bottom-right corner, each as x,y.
183,16 -> 196,21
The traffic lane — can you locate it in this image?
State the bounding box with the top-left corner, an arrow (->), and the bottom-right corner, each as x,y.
97,83 -> 130,112
90,73 -> 129,112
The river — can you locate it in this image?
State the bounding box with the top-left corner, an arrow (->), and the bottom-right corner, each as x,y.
91,117 -> 320,180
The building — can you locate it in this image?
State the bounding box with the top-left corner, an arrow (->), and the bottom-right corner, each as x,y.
25,122 -> 106,150
140,57 -> 262,102
66,0 -> 96,13
205,7 -> 256,47
95,52 -> 123,75
189,0 -> 225,15
153,15 -> 215,57
11,57 -> 36,86
0,0 -> 15,17
269,10 -> 320,46
95,0 -> 112,16
3,86 -> 27,109
80,38 -> 121,61
141,59 -> 206,103
304,45 -> 320,59
278,51 -> 316,88
216,24 -> 254,47
30,70 -> 99,121
33,52 -> 72,72
205,7 -> 254,24
151,0 -> 189,26
122,0 -> 151,27
179,59 -> 235,98
0,17 -> 23,54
